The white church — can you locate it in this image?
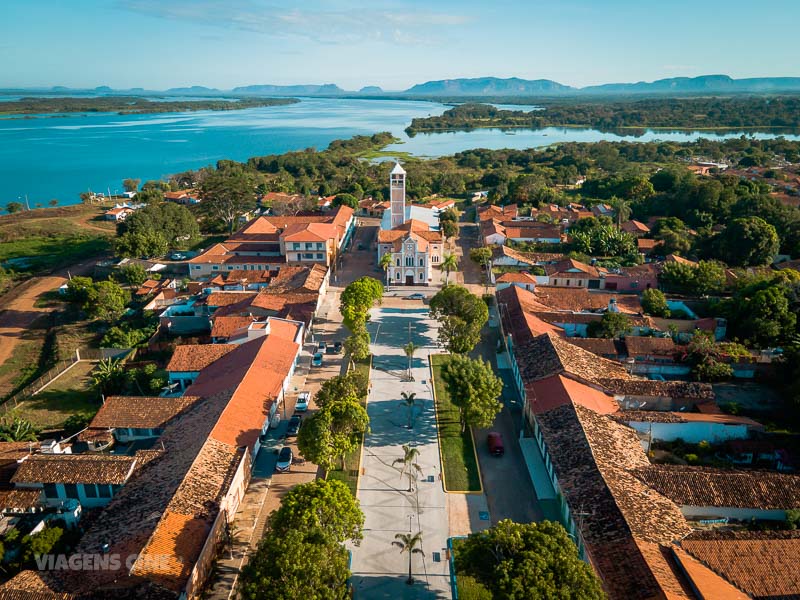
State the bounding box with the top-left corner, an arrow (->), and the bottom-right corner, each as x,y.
377,163 -> 444,286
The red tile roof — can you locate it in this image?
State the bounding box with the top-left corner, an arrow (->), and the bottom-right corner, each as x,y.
87,395 -> 201,430
12,454 -> 137,485
166,344 -> 236,373
530,374 -> 619,415
496,272 -> 537,284
210,315 -> 257,340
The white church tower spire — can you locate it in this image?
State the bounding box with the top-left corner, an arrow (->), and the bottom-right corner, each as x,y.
390,162 -> 406,228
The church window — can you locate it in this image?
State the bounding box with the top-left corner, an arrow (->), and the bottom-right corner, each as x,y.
419,258 -> 424,266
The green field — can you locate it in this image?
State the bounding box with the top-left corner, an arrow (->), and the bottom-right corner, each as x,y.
430,354 -> 481,492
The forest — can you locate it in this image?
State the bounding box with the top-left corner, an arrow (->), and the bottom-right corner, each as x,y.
0,96 -> 299,116
405,97 -> 800,134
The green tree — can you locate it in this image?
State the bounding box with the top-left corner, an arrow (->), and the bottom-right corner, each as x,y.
379,252 -> 392,284
340,276 -> 383,332
85,280 -> 129,320
441,355 -> 503,433
693,260 -> 726,295
344,327 -> 370,362
454,520 -> 605,600
441,219 -> 458,241
439,208 -> 458,223
441,253 -> 458,285
332,193 -> 358,210
122,178 -> 141,192
269,479 -> 364,544
297,395 -> 369,470
403,342 -> 417,381
735,285 -> 796,346
314,371 -> 369,410
239,529 -> 350,600
469,247 -> 492,267
611,196 -> 632,226
393,532 -> 425,586
119,263 -> 148,287
715,216 -> 779,266
199,164 -> 257,234
5,202 -> 24,214
114,230 -> 169,258
586,312 -> 631,338
641,288 -> 670,317
659,261 -> 697,294
392,444 -> 423,492
20,525 -> 64,566
64,276 -> 94,304
0,413 -> 38,442
92,358 -> 125,395
429,285 -> 489,354
118,201 -> 199,247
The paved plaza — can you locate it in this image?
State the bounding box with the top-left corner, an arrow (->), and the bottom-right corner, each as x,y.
350,304 -> 451,599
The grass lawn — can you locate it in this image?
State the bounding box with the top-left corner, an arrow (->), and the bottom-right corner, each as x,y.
430,354 -> 481,492
327,356 -> 371,496
0,235 -> 110,273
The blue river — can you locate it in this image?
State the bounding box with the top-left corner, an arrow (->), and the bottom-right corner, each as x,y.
2,96 -> 799,208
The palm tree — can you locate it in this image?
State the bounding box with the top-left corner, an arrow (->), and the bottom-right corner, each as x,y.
392,444 -> 423,491
400,391 -> 417,428
0,413 -> 38,442
612,196 -> 632,227
441,253 -> 458,285
92,358 -> 123,395
379,252 -> 392,284
403,342 -> 417,381
393,532 -> 425,585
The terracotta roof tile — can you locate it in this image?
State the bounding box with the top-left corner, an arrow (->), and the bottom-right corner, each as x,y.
210,315 -> 257,340
599,378 -> 714,401
566,337 -> 621,356
87,396 -> 201,430
624,336 -> 677,356
496,286 -> 563,344
633,465 -> 800,510
12,455 -> 137,485
166,344 -> 236,373
533,286 -> 643,314
496,272 -> 537,284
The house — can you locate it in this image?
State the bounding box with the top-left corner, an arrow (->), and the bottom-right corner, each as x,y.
317,195 -> 335,210
495,272 -> 537,292
637,237 -> 659,256
620,220 -> 650,237
79,395 -> 201,447
591,203 -> 614,218
623,336 -> 677,363
490,245 -> 564,268
602,263 -> 660,292
11,453 -> 151,509
616,411 -> 763,446
429,198 -> 456,214
164,189 -> 201,205
358,197 -> 389,217
477,203 -> 518,222
544,258 -> 606,288
104,206 -> 135,221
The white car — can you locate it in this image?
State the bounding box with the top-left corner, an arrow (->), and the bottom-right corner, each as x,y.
275,446 -> 293,473
295,391 -> 310,412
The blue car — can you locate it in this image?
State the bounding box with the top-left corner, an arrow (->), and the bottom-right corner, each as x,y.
312,352 -> 323,367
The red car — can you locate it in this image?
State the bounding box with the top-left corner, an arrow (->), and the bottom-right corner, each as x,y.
487,432 -> 504,456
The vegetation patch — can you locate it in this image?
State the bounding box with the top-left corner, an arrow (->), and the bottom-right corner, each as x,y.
430,354 -> 481,492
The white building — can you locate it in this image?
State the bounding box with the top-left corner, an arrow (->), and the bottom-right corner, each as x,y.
377,163 -> 443,286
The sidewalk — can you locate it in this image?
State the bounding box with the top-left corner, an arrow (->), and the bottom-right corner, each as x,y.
349,306 -> 451,599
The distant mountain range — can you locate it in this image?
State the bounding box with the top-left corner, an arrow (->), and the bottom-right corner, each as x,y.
5,75 -> 800,98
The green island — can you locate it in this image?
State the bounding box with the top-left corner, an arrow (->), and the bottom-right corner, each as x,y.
0,95 -> 299,116
405,96 -> 800,134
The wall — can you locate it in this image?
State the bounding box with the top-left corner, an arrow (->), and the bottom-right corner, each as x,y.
680,505 -> 786,522
626,421 -> 750,444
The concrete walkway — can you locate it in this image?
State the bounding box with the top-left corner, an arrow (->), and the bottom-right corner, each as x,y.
350,305 -> 450,599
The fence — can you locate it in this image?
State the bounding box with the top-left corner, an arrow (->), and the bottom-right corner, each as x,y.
1,346 -> 132,411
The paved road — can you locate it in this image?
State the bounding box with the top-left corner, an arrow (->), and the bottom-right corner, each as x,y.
350,305 -> 451,599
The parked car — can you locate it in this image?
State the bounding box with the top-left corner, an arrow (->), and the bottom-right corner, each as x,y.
275,446 -> 293,472
487,432 -> 504,456
287,414 -> 302,436
406,292 -> 425,300
169,251 -> 186,261
318,341 -> 327,352
312,352 -> 324,367
295,391 -> 310,412
333,341 -> 343,353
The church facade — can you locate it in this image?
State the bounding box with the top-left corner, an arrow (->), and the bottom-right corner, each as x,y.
377,163 -> 443,286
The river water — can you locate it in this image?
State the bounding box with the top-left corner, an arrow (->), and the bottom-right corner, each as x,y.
2,96 -> 798,207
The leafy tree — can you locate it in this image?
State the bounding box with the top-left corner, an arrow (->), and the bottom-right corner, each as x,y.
715,216 -> 779,266
199,164 -> 257,234
586,312 -> 631,338
5,202 -> 23,214
85,280 -> 129,320
393,532 -> 425,586
239,529 -> 350,600
63,413 -> 92,437
0,414 -> 38,442
693,260 -> 726,295
441,219 -> 458,241
114,230 -> 169,258
64,276 -> 94,304
439,208 -> 458,223
20,525 -> 64,566
314,371 -> 369,410
441,355 -> 503,432
429,285 -> 489,354
685,331 -> 734,382
269,479 -> 364,544
454,520 -> 605,600
332,193 -> 358,209
344,327 -> 370,362
119,263 -> 148,287
92,358 -> 125,395
340,276 -> 383,332
118,201 -> 199,247
469,247 -> 492,266
441,253 -> 458,285
641,288 -> 670,317
733,285 -> 796,346
122,178 -> 141,192
297,395 -> 369,470
611,196 -> 632,226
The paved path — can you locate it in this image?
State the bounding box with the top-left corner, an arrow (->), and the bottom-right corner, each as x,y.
350,305 -> 451,599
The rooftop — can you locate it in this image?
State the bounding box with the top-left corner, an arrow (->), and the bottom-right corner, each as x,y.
598,378 -> 714,401
12,454 -> 137,486
86,396 -> 201,431
166,344 -> 236,373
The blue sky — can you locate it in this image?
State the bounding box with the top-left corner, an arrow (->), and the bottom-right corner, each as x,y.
1,0 -> 798,90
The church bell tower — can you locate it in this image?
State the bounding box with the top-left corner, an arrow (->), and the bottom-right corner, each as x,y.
390,162 -> 406,228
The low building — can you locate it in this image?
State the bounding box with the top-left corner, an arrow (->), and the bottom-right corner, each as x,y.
495,271 -> 537,292
616,410 -> 763,446
620,220 -> 651,237
164,189 -> 201,205
104,206 -> 135,221
544,258 -> 606,289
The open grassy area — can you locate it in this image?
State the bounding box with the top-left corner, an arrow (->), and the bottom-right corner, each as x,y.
430,354 -> 481,492
327,356 -> 371,496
